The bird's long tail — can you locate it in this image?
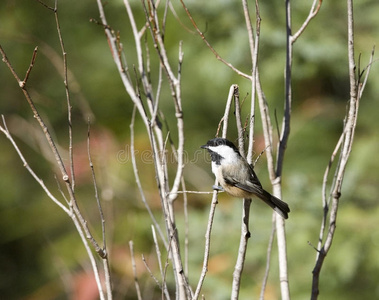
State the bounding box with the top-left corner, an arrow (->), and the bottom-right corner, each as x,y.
259,190 -> 290,219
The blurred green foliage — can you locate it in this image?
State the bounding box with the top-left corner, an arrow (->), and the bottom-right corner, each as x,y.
1,0 -> 379,299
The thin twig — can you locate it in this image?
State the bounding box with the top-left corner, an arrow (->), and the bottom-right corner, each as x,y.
231,198 -> 252,300
130,106 -> 168,249
193,192 -> 218,300
195,83 -> 237,298
179,178 -> 190,278
1,45 -> 104,251
167,190 -> 215,195
1,41 -> 107,298
129,241 -> 143,300
234,86 -> 245,157
232,0 -> 261,297
151,226 -> 171,300
142,254 -> 164,291
54,174 -> 70,206
87,120 -> 107,254
256,77 -> 275,180
0,114 -> 106,300
358,46 -> 376,98
142,3 -> 190,295
0,116 -> 69,214
96,0 -> 149,130
231,81 -> 251,299
35,0 -> 54,11
260,214 -> 276,300
87,119 -> 112,299
291,0 -> 322,43
247,0 -> 261,164
271,2 -> 293,299
318,134 -> 344,250
20,46 -> 38,88
253,145 -> 270,167
311,0 -> 371,298
51,0 -> 76,191
180,0 -> 251,80
222,85 -> 237,138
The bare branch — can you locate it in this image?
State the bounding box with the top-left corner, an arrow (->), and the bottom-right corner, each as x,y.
0,116 -> 69,214
87,118 -> 112,300
232,83 -> 251,299
358,46 -> 376,98
193,192 -> 218,300
181,178 -> 190,278
130,106 -> 168,248
311,0 -> 373,298
52,0 -> 76,191
231,198 -> 252,300
180,0 -> 252,80
1,41 -> 108,298
20,46 -> 38,88
291,0 -> 322,43
234,86 -> 245,157
246,0 -> 261,164
87,125 -> 106,248
256,78 -> 275,180
129,241 -> 143,300
318,134 -> 344,250
260,214 -> 276,300
151,226 -> 171,299
95,0 -> 149,130
35,0 -> 54,11
0,114 -> 106,300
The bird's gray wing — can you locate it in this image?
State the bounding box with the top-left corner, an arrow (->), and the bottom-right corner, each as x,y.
222,167 -> 264,196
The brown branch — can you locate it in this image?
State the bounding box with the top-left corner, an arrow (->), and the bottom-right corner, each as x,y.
87,121 -> 107,256
179,0 -> 252,80
20,46 -> 38,88
0,116 -> 69,214
291,0 -> 322,43
52,0 -> 76,192
0,45 -> 71,193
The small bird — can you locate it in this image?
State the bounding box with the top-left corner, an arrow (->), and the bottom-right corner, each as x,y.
201,138 -> 290,219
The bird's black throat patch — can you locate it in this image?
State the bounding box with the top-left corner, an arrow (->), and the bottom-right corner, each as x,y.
208,150 -> 223,165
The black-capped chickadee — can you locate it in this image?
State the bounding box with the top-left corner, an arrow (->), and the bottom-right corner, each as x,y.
201,138 -> 290,219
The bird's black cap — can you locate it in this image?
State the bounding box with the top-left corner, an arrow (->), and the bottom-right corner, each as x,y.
201,138 -> 239,152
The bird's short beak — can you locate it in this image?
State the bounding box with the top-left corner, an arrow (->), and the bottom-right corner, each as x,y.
200,144 -> 208,149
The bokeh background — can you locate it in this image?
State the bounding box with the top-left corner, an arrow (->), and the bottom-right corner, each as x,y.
1,0 -> 379,299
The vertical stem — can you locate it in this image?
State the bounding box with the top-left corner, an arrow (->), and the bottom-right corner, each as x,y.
54,0 -> 75,191
347,0 -> 356,95
273,1 -> 292,299
311,1 -> 371,299
232,84 -> 252,299
277,0 -> 292,176
231,198 -> 252,300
